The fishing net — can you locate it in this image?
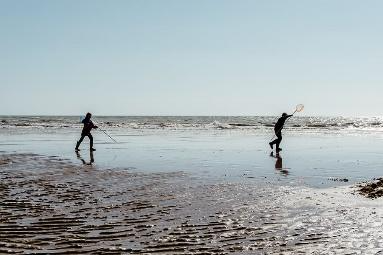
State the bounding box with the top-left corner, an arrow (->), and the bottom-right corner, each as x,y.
296,104 -> 304,112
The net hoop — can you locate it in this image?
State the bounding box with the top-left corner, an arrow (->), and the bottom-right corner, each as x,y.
295,104 -> 304,112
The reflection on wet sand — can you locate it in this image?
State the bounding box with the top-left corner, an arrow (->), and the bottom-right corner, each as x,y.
270,152 -> 289,176
76,150 -> 94,165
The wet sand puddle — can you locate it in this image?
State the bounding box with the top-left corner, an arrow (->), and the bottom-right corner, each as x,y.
1,154 -> 383,254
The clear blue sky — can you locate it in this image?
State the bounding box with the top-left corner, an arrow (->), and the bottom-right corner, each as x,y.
1,0 -> 382,116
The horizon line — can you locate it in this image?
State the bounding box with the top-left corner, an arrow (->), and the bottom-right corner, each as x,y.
1,114 -> 382,118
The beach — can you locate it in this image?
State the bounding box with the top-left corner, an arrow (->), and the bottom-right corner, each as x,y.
1,116 -> 383,254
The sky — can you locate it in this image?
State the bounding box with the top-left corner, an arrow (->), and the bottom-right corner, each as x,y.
1,0 -> 383,116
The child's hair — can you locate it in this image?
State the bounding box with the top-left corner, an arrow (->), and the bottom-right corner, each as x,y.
282,113 -> 287,117
85,112 -> 92,118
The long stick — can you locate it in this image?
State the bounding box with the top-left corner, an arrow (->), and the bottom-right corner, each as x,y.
92,118 -> 118,143
99,128 -> 118,143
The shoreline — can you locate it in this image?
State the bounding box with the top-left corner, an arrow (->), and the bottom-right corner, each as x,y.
1,128 -> 381,189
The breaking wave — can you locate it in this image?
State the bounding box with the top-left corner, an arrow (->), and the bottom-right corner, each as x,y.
1,116 -> 383,133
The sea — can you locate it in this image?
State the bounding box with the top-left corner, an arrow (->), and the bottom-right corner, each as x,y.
1,115 -> 383,188
2,115 -> 383,132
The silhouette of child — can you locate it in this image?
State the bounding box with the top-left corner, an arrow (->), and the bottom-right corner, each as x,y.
269,113 -> 293,152
75,113 -> 98,151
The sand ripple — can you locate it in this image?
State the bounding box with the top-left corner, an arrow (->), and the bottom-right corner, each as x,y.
1,154 -> 383,254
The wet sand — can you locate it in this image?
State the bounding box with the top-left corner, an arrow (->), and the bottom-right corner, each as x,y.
1,154 -> 383,254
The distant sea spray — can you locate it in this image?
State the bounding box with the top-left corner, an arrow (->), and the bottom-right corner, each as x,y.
1,116 -> 383,133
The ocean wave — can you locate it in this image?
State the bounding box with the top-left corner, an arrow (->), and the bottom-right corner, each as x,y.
1,116 -> 383,133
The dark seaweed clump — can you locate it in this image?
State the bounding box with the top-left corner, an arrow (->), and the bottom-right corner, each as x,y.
357,178 -> 383,199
